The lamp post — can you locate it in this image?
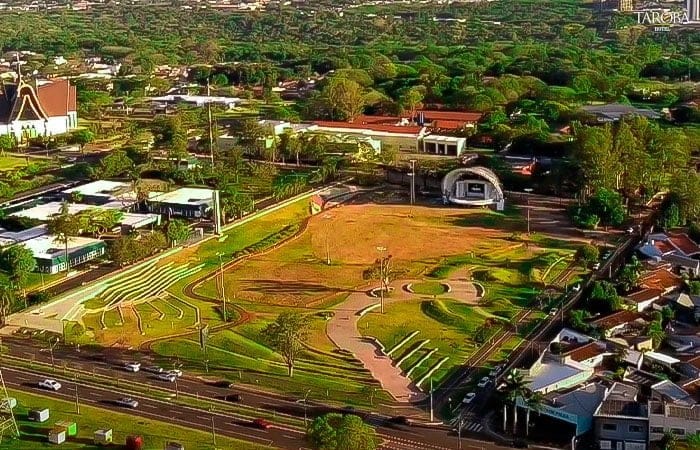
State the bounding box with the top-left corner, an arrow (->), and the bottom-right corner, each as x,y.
376,246 -> 391,314
323,214 -> 332,265
216,252 -> 227,322
524,188 -> 533,235
303,389 -> 311,427
409,159 -> 416,206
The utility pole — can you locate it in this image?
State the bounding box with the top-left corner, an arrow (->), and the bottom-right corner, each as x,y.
74,374 -> 80,414
458,409 -> 464,450
211,415 -> 217,446
429,378 -> 434,422
409,159 -> 416,206
376,247 -> 390,314
217,253 -> 227,323
207,79 -> 215,167
303,389 -> 311,427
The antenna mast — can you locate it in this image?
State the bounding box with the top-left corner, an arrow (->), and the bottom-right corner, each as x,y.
0,369 -> 20,444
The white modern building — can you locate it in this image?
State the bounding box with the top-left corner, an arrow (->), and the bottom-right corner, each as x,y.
441,166 -> 505,210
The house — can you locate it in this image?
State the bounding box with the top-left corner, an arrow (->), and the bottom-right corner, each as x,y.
590,311 -> 646,338
648,401 -> 700,442
594,383 -> 649,450
313,117 -> 425,153
651,380 -> 694,405
524,329 -> 600,394
625,288 -> 665,312
670,293 -> 700,323
639,233 -> 700,276
147,187 -> 215,219
21,235 -> 105,274
0,74 -> 78,141
638,266 -> 684,294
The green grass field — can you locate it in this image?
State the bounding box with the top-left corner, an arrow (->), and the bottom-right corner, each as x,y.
0,390 -> 266,450
0,155 -> 28,170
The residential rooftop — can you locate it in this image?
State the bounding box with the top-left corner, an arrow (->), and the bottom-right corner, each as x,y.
62,180 -> 134,200
148,187 -> 214,206
21,235 -> 104,260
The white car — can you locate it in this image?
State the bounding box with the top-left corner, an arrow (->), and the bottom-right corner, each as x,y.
548,308 -> 559,317
572,283 -> 581,292
168,369 -> 183,377
477,377 -> 490,388
592,262 -> 601,270
124,362 -> 141,372
115,397 -> 139,408
157,372 -> 176,382
38,379 -> 61,391
462,392 -> 476,404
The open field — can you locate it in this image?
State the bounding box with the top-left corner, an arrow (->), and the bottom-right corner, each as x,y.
47,188 -> 586,408
0,155 -> 28,170
1,390 -> 265,450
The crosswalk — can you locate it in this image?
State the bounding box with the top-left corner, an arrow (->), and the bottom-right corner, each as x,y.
464,421 -> 483,433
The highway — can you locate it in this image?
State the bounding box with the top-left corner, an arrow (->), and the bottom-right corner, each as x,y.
0,337 -> 508,450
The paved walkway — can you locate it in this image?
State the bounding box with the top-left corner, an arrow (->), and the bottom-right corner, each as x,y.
326,277 -> 478,403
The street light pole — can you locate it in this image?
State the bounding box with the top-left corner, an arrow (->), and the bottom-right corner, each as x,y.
74,374 -> 80,414
217,253 -> 227,322
303,389 -> 311,427
409,159 -> 416,206
376,246 -> 389,314
458,409 -> 464,450
429,378 -> 434,422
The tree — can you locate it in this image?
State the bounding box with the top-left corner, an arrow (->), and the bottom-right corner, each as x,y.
166,219 -> 190,246
398,86 -> 424,118
263,312 -> 309,377
501,369 -> 527,434
575,244 -> 599,267
76,209 -> 124,237
618,256 -> 642,292
524,390 -> 544,437
322,77 -> 365,121
686,432 -> 700,450
0,282 -> 16,325
0,244 -> 36,292
0,135 -> 15,156
589,281 -> 622,313
568,309 -> 591,333
69,129 -> 95,153
46,202 -> 80,274
99,150 -> 134,178
307,413 -> 378,450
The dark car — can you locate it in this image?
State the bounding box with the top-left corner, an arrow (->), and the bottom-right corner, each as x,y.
209,380 -> 234,388
252,418 -> 271,430
389,416 -> 410,426
223,394 -> 242,402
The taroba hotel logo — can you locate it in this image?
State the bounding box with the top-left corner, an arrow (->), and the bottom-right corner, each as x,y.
630,0 -> 700,30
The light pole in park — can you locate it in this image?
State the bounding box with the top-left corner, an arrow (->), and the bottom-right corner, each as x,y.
409,159 -> 417,206
303,389 -> 312,426
323,214 -> 333,265
376,246 -> 392,314
216,252 -> 227,322
524,188 -> 533,235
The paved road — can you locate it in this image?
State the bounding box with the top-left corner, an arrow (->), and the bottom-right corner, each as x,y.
0,338 -> 511,450
1,365 -> 303,449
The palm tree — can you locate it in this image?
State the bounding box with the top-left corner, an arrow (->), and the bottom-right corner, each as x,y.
0,282 -> 16,326
502,369 -> 528,434
46,202 -> 80,275
524,390 -> 544,436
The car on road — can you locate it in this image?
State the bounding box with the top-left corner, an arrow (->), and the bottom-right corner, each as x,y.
389,416 -> 410,425
477,377 -> 491,388
223,394 -> 242,402
157,372 -> 176,382
124,362 -> 141,372
626,226 -> 635,235
144,365 -> 163,374
38,379 -> 61,391
209,380 -> 234,388
548,308 -> 559,317
572,283 -> 581,292
252,418 -> 271,430
168,369 -> 183,377
462,392 -> 476,404
115,397 -> 139,408
592,262 -> 601,270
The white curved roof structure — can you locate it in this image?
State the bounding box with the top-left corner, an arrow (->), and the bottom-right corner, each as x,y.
442,166 -> 505,209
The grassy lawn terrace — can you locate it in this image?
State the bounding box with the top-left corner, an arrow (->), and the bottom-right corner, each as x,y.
410,281 -> 448,296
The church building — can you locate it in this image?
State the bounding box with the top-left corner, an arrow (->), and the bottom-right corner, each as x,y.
0,72 -> 78,142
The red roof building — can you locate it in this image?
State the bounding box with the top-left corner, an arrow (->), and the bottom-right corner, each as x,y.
0,76 -> 78,141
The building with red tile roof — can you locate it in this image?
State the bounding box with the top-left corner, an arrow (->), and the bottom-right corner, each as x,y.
590,310 -> 645,338
0,75 -> 77,141
639,267 -> 684,293
625,288 -> 665,312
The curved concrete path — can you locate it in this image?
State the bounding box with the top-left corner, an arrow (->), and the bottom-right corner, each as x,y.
326,277 -> 478,403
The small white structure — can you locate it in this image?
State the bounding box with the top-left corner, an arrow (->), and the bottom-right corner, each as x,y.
48,428 -> 66,444
148,187 -> 214,219
94,428 -> 113,445
147,94 -> 239,109
62,180 -> 136,205
420,135 -> 467,156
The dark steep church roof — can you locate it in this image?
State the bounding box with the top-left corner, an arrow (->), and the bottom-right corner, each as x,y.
0,78 -> 76,123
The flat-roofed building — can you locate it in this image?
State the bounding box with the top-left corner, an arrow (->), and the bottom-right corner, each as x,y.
21,235 -> 105,274
147,187 -> 214,219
